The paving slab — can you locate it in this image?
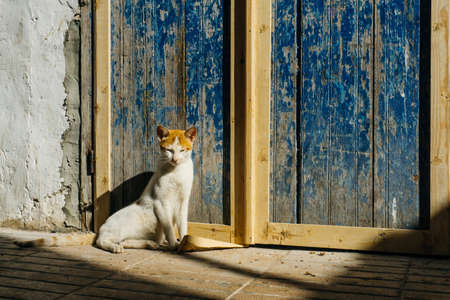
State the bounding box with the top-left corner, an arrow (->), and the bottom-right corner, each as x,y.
0,228 -> 449,300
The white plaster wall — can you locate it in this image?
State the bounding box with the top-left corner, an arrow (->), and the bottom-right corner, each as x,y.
0,0 -> 79,230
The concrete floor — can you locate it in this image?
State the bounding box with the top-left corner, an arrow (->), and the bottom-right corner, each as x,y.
0,228 -> 449,299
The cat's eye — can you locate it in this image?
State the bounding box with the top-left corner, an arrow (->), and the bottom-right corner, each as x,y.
180,149 -> 185,152
161,147 -> 173,153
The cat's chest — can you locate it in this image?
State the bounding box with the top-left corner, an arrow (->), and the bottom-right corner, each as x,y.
156,163 -> 193,192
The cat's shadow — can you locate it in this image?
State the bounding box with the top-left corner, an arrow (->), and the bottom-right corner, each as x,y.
110,171 -> 154,214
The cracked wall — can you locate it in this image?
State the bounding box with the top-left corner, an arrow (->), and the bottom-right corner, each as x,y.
0,0 -> 81,231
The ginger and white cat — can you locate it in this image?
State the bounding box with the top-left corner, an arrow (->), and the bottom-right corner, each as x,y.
15,125 -> 196,253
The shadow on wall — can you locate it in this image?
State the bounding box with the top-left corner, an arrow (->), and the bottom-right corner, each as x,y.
110,172 -> 154,214
0,206 -> 449,298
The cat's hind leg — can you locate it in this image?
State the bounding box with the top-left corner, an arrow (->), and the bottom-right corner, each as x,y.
121,239 -> 159,250
96,237 -> 124,253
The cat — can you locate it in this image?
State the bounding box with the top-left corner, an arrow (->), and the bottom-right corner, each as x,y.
15,125 -> 196,253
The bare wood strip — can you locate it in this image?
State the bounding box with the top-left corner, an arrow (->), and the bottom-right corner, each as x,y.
246,0 -> 272,245
259,223 -> 432,254
430,0 -> 450,255
188,222 -> 232,242
93,0 -> 111,232
178,235 -> 243,252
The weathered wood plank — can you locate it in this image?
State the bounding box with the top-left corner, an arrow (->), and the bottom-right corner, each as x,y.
185,0 -> 204,223
121,0 -> 135,211
270,0 -> 298,223
355,0 -> 374,227
110,0 -> 124,216
200,0 -> 227,224
374,0 -> 421,229
299,0 -> 331,224
123,0 -> 150,207
329,0 -> 359,226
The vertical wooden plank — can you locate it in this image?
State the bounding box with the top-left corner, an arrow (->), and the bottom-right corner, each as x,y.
201,0 -> 226,224
375,0 -> 421,229
121,0 -> 135,210
328,0 -> 358,226
125,0 -> 150,206
185,0 -> 205,223
94,0 -> 111,232
110,0 -> 124,215
430,0 -> 449,254
80,0 -> 93,230
245,0 -> 272,244
300,0 -> 331,225
403,0 -> 421,227
356,0 -> 374,227
153,0 -> 180,128
270,0 -> 298,223
185,0 -> 227,224
373,0 -> 387,228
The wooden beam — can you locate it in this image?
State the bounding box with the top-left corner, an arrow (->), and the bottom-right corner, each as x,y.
262,223 -> 433,255
229,0 -> 237,242
430,0 -> 449,255
93,0 -> 111,232
188,222 -> 233,242
243,0 -> 271,246
178,235 -> 243,252
243,0 -> 256,245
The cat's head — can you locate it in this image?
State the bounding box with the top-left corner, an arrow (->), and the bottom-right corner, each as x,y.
157,125 -> 197,166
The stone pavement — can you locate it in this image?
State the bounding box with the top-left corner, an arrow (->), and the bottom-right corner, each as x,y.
0,228 -> 449,299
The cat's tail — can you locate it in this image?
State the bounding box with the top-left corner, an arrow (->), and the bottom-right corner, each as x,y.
14,232 -> 96,248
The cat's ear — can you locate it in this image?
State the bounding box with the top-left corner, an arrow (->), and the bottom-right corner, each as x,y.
184,127 -> 197,142
157,125 -> 169,141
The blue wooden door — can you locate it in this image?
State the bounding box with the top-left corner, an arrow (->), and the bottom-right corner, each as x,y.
110,0 -> 229,224
271,0 -> 428,229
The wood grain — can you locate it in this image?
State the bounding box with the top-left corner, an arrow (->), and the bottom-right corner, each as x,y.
374,0 -> 421,229
262,223 -> 433,255
94,0 -> 111,232
430,0 -> 449,255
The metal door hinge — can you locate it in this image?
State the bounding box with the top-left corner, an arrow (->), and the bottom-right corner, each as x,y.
87,150 -> 95,175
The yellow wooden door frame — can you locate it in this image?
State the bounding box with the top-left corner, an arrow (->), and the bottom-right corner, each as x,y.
92,0 -> 242,243
244,0 -> 450,255
94,0 -> 449,254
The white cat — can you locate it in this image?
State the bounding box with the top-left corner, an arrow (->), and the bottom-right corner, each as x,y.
15,125 -> 196,253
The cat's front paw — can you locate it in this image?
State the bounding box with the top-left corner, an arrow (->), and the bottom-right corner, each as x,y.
160,241 -> 179,251
111,243 -> 124,253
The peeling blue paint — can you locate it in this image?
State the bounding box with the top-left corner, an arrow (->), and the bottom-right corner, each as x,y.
271,0 -> 422,229
111,0 -> 228,224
